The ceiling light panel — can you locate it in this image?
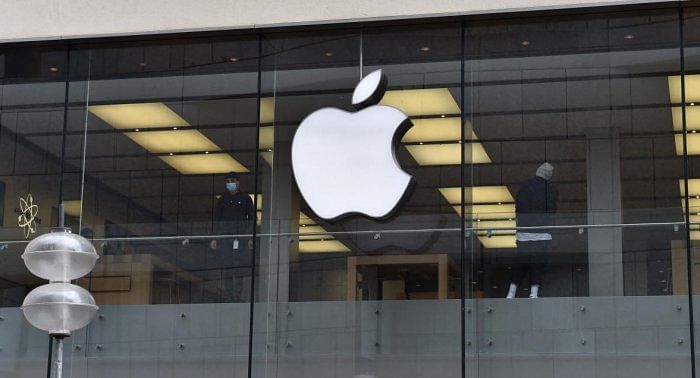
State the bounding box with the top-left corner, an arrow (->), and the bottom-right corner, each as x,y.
159,153 -> 249,175
259,126 -> 274,150
405,143 -> 491,165
473,220 -> 517,235
298,240 -> 350,253
452,204 -> 516,219
89,103 -> 190,129
62,200 -> 82,217
402,117 -> 462,143
125,130 -> 220,154
381,88 -> 460,117
260,97 -> 275,124
478,235 -> 516,249
439,186 -> 514,205
668,75 -> 700,104
671,107 -> 700,131
680,179 -> 700,197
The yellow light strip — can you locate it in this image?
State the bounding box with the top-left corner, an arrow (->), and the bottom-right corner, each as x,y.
298,240 -> 350,253
668,75 -> 700,104
478,235 -> 516,249
89,103 -> 190,129
62,200 -> 82,217
439,186 -> 514,205
159,153 -> 249,175
402,117 -> 462,143
125,130 -> 221,154
671,107 -> 700,131
260,97 -> 275,124
381,88 -> 460,117
405,143 -> 491,165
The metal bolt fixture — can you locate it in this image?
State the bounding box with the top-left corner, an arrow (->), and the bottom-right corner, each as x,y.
487,307 -> 493,313
580,338 -> 586,345
373,233 -> 381,240
678,338 -> 685,344
374,342 -> 380,347
286,342 -> 292,348
466,308 -> 472,314
466,340 -> 472,346
374,310 -> 380,315
487,340 -> 493,346
178,343 -> 185,350
579,305 -> 586,312
98,314 -> 104,319
74,345 -> 82,351
287,311 -> 293,317
180,313 -> 186,318
95,344 -> 103,350
677,304 -> 683,311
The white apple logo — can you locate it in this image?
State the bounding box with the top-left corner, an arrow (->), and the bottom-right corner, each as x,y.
291,69 -> 413,220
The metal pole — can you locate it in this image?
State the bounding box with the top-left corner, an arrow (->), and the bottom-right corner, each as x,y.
46,335 -> 53,378
58,203 -> 65,228
54,337 -> 63,378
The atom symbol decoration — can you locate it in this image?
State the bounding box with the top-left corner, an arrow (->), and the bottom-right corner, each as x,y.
16,194 -> 39,239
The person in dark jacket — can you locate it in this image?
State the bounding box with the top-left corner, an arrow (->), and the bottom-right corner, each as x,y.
210,172 -> 255,302
506,162 -> 558,299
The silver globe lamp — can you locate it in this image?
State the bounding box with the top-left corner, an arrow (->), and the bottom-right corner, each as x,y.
21,204 -> 99,378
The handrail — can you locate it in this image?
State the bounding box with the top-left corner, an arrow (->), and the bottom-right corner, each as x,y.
0,220 -> 690,245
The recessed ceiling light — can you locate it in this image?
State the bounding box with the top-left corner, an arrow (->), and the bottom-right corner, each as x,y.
267,148 -> 272,152
138,62 -> 147,67
440,114 -> 446,118
169,153 -> 174,156
229,57 -> 239,62
205,151 -> 209,154
89,103 -> 190,130
324,52 -> 333,57
624,34 -> 634,40
173,127 -> 178,130
520,40 -> 530,46
134,129 -> 140,132
420,46 -> 430,52
49,67 -> 59,72
691,103 -> 696,106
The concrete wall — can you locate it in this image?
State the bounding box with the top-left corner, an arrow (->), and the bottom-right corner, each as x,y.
0,296 -> 696,378
0,0 -> 677,43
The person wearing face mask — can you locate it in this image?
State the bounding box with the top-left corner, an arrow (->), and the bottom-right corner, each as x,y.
210,172 -> 255,302
506,162 -> 558,299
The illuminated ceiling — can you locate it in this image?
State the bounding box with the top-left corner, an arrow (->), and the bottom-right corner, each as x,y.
89,102 -> 248,175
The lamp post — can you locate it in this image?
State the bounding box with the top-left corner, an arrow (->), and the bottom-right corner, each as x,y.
20,206 -> 99,378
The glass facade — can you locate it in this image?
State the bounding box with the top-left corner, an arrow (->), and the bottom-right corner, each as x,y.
0,3 -> 699,377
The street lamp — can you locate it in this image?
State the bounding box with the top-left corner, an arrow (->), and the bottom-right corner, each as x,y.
20,211 -> 99,378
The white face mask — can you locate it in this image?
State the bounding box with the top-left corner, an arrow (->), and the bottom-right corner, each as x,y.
226,182 -> 238,192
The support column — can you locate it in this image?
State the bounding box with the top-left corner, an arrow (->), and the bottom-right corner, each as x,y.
586,127 -> 624,296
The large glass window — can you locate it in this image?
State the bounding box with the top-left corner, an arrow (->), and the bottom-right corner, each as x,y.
465,7 -> 691,377
3,4 -> 700,378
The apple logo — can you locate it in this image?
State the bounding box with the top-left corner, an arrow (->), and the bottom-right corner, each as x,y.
291,69 -> 413,221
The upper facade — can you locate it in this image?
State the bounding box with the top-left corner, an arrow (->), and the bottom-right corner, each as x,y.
0,0 -> 677,42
